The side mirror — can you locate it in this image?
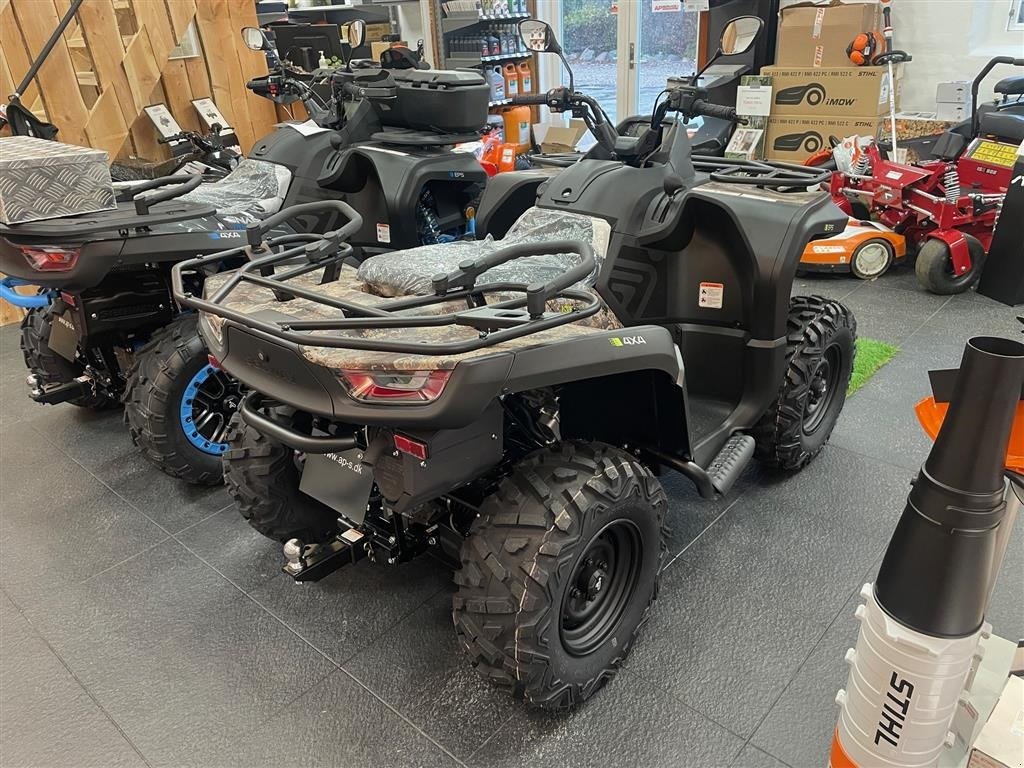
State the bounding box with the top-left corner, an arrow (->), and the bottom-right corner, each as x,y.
718,16 -> 763,57
241,26 -> 272,52
343,19 -> 366,49
519,19 -> 561,55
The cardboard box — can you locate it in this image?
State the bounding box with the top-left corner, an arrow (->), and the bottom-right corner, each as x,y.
776,1 -> 881,68
0,136 -> 115,224
762,65 -> 899,117
534,120 -> 588,153
764,113 -> 883,161
967,674 -> 1023,768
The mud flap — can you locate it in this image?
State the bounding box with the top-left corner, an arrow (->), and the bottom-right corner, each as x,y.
298,446 -> 374,526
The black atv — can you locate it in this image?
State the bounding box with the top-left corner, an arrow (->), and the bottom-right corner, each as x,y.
0,28 -> 517,486
173,17 -> 856,709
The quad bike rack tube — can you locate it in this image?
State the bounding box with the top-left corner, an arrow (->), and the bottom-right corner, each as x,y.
238,393 -> 358,453
0,277 -> 50,309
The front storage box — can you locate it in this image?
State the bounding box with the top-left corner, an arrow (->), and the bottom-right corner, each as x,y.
379,70 -> 490,134
0,136 -> 115,224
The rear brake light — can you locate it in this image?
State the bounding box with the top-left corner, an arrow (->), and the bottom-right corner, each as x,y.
339,369 -> 451,404
20,246 -> 80,272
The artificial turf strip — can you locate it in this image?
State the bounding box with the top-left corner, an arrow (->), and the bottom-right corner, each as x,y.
848,338 -> 899,395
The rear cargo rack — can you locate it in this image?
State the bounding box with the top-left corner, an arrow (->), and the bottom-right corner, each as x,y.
172,200 -> 602,356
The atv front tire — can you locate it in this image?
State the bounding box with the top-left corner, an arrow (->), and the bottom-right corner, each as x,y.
753,296 -> 856,470
222,413 -> 340,543
124,314 -> 237,485
20,306 -> 111,409
914,235 -> 985,295
454,441 -> 667,710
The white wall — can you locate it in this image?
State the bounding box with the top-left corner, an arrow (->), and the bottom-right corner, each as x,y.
892,0 -> 1024,112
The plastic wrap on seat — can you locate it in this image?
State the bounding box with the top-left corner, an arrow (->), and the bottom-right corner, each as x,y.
179,159 -> 291,227
358,207 -> 611,297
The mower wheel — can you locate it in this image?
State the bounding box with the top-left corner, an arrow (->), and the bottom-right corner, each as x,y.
222,413 -> 339,543
20,306 -> 112,409
915,236 -> 986,295
454,441 -> 667,710
124,314 -> 237,485
850,238 -> 894,279
754,296 -> 856,470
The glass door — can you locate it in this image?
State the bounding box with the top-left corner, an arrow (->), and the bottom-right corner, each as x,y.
552,0 -> 625,120
626,1 -> 701,120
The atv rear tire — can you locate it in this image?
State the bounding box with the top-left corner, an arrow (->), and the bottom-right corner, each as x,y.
124,314 -> 237,485
453,441 -> 667,710
20,306 -> 111,409
754,296 -> 856,470
914,235 -> 985,295
222,413 -> 340,543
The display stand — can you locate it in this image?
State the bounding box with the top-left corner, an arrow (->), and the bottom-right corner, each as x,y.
977,153 -> 1024,307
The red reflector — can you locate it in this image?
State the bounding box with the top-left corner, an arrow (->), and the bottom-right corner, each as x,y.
20,246 -> 80,272
207,354 -> 221,369
60,291 -> 77,307
394,434 -> 428,460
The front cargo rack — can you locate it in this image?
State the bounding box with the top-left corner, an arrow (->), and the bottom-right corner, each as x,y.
171,200 -> 602,356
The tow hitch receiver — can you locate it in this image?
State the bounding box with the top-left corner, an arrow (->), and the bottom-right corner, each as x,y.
26,373 -> 94,405
282,528 -> 367,582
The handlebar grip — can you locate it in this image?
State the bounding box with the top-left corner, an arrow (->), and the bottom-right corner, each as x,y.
691,100 -> 738,122
511,93 -> 551,107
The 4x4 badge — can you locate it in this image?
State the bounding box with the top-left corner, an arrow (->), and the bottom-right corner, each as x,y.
609,336 -> 646,347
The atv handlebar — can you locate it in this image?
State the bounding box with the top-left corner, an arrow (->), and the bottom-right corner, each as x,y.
689,99 -> 743,123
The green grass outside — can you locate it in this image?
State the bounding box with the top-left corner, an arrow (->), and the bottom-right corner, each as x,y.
848,338 -> 899,395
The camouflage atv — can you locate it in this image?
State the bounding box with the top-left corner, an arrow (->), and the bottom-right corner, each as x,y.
173,20 -> 856,711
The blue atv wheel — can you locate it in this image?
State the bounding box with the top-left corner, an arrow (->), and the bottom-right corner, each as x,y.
124,314 -> 240,485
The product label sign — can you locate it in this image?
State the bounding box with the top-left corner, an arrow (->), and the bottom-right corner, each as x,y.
653,0 -> 683,11
698,281 -> 724,309
736,85 -> 772,116
682,0 -> 708,11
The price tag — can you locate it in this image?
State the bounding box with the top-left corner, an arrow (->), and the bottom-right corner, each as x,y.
736,85 -> 772,117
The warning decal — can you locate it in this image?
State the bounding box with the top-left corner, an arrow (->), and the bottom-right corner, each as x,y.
699,282 -> 724,309
376,223 -> 391,243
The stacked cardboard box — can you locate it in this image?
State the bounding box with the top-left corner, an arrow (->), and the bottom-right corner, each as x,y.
763,1 -> 898,162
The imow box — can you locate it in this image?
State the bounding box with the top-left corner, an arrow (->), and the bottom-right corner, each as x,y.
776,1 -> 881,68
762,65 -> 900,117
0,136 -> 115,225
764,114 -> 883,161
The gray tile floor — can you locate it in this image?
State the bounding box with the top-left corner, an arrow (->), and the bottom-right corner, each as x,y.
1,263 -> 1021,768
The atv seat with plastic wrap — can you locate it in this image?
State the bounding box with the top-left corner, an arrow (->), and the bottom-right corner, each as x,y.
171,158 -> 291,230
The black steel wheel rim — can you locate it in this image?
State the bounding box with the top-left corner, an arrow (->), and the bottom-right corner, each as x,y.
560,520 -> 642,657
803,345 -> 841,434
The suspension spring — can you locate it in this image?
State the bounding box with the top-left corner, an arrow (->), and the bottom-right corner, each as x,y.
943,165 -> 961,203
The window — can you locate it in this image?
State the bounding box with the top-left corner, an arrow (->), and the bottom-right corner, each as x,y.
1008,0 -> 1024,31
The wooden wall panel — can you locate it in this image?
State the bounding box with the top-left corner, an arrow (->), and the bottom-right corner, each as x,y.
0,0 -> 275,160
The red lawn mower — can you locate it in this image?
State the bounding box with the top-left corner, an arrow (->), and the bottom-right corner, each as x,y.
816,56 -> 1023,294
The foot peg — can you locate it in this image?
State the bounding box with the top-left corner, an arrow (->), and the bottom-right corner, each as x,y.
706,434 -> 755,495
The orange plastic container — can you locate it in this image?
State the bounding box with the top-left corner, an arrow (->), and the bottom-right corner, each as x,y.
501,106 -> 532,152
503,63 -> 519,98
517,59 -> 533,93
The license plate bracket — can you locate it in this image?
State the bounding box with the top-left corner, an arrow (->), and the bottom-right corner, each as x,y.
298,447 -> 373,526
48,308 -> 79,362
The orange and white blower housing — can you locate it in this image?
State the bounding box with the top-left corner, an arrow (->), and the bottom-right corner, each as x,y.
829,336 -> 1024,768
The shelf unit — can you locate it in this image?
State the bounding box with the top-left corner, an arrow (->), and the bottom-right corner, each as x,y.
431,2 -> 539,118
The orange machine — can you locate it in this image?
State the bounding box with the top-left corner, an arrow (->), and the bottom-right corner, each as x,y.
799,218 -> 907,279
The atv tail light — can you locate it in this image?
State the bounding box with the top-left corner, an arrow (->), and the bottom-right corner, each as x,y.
393,434 -> 428,460
20,246 -> 80,272
339,369 -> 452,404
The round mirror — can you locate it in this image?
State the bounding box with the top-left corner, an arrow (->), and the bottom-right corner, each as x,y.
719,16 -> 763,56
519,19 -> 552,53
241,26 -> 270,52
344,19 -> 366,49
